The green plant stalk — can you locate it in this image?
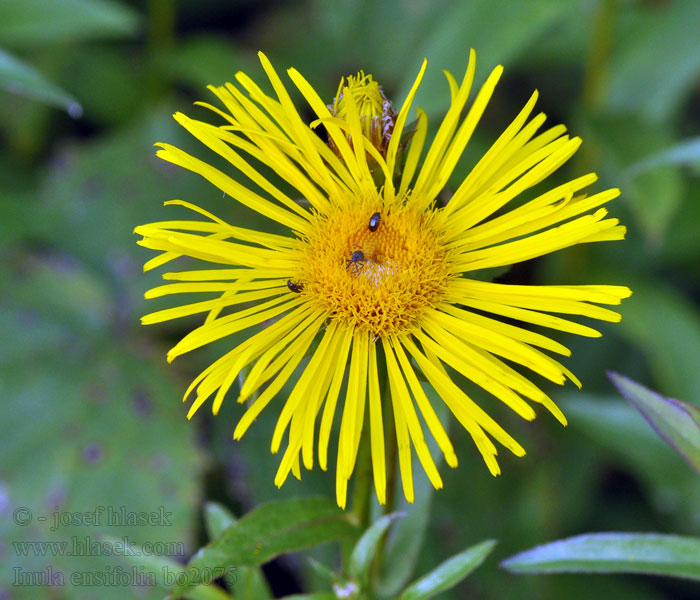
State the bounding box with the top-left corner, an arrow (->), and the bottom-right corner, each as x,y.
565,0 -> 619,284
368,363 -> 397,593
582,0 -> 617,110
573,0 -> 617,182
346,350 -> 395,590
351,423 -> 373,532
147,0 -> 176,99
381,390 -> 398,521
350,350 -> 391,529
148,0 -> 176,49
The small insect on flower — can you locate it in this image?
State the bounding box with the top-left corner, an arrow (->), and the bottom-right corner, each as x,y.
345,249 -> 366,272
287,280 -> 304,293
368,212 -> 381,232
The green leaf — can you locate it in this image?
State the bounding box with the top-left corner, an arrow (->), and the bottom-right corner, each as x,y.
60,44 -> 146,126
349,512 -> 403,587
203,503 -> 274,600
616,280 -> 700,403
235,569 -> 273,600
156,34 -> 256,91
662,178 -> 700,266
0,257 -> 112,347
101,537 -> 234,600
306,557 -> 338,584
0,48 -> 81,115
205,502 -> 238,540
605,0 -> 700,122
0,348 -> 204,600
398,0 -> 573,118
178,497 -> 358,593
624,137 -> 700,178
399,539 -> 497,600
609,373 -> 700,476
0,0 -> 139,48
559,393 -> 700,522
582,113 -> 682,244
502,533 -> 700,581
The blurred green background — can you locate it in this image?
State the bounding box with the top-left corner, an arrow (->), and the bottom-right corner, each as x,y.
2,0 -> 699,598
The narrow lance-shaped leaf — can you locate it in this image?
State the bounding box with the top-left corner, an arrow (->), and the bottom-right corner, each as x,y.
0,0 -> 140,47
615,281 -> 700,405
399,539 -> 497,600
624,136 -> 700,178
502,533 -> 700,581
0,48 -> 81,115
604,0 -> 700,122
203,502 -> 275,600
608,372 -> 700,475
100,536 -> 234,600
204,502 -> 237,539
349,513 -> 404,587
177,497 -> 358,594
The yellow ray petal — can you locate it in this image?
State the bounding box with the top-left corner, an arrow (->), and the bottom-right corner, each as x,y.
233,315 -> 324,440
382,338 -> 414,503
318,326 -> 354,471
271,319 -> 341,457
398,108 -> 428,198
287,68 -> 366,193
257,52 -> 345,199
156,143 -> 309,232
448,136 -> 581,234
167,296 -> 303,360
412,50 -> 479,200
174,113 -> 322,217
386,58 -> 428,191
337,330 -> 369,480
384,338 -> 443,490
454,211 -> 625,272
454,295 -> 602,338
301,322 -> 344,469
428,307 -> 567,385
238,310 -> 324,402
416,325 -> 537,421
367,340 -> 386,504
444,93 -> 543,215
401,334 -> 525,459
391,338 -> 458,468
189,306 -> 317,416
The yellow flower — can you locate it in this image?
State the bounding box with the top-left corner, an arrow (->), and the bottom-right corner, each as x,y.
135,51 -> 631,509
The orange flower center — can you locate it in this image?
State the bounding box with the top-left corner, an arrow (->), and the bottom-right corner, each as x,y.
298,200 -> 452,337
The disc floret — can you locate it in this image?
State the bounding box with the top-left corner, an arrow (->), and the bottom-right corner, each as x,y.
299,200 -> 451,338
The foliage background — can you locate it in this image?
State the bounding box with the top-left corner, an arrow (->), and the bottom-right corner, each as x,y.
1,0 -> 699,598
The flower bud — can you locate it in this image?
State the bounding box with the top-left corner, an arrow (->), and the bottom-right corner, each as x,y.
329,72 -> 397,158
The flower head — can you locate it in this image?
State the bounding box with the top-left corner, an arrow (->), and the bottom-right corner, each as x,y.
135,51 -> 631,508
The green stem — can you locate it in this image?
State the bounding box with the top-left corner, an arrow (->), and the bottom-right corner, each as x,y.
381,388 -> 397,519
369,352 -> 396,592
351,425 -> 373,532
148,0 -> 176,50
350,346 -> 391,529
566,0 -> 618,281
582,0 -> 617,111
147,0 -> 176,99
